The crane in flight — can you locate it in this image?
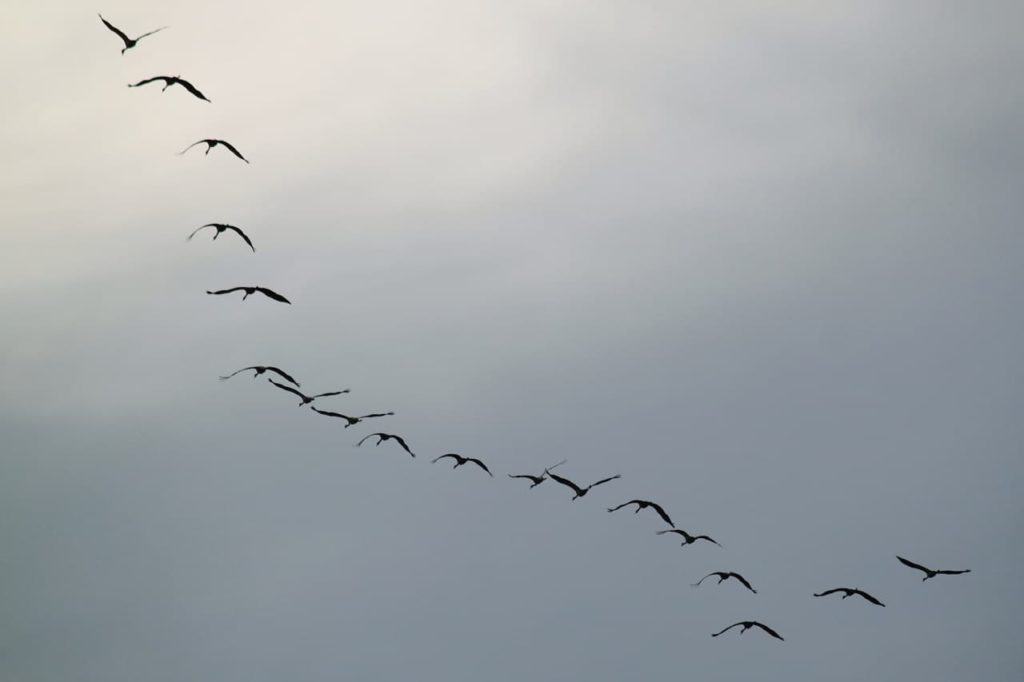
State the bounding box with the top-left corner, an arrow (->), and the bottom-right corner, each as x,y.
432,453 -> 493,477
188,223 -> 254,251
606,499 -> 674,528
693,571 -> 757,594
220,366 -> 299,387
98,14 -> 166,54
656,528 -> 721,548
206,286 -> 290,304
268,379 -> 348,406
544,468 -> 620,501
507,459 -> 567,489
180,139 -> 249,163
357,433 -> 415,458
128,75 -> 210,102
310,407 -> 393,427
897,556 -> 971,581
711,621 -> 784,641
813,587 -> 885,607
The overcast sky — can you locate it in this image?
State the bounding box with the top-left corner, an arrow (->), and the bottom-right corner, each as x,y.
2,1 -> 1022,680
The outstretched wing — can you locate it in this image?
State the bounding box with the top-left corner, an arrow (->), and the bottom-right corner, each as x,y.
731,573 -> 757,593
508,474 -> 542,483
98,14 -> 131,47
897,556 -> 932,575
655,529 -> 685,537
255,287 -> 291,304
128,76 -> 165,87
752,622 -> 784,641
206,287 -> 244,295
813,588 -> 843,598
179,140 -> 207,155
311,389 -> 348,398
357,433 -> 385,447
391,435 -> 415,457
268,379 -> 306,400
264,367 -> 299,387
648,501 -> 673,527
711,623 -> 743,638
432,454 -> 458,464
467,458 -> 493,476
692,572 -> 719,587
586,475 -> 621,491
695,534 -> 722,547
187,223 -> 215,240
175,78 -> 210,102
134,26 -> 168,41
545,471 -> 584,496
217,140 -> 250,164
853,590 -> 885,606
311,407 -> 354,422
219,366 -> 258,381
606,501 -> 637,513
224,225 -> 255,251
937,569 -> 971,576
358,412 -> 393,420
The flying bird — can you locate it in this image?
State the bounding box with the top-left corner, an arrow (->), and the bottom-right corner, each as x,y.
98,13 -> 166,54
813,587 -> 885,607
606,499 -> 674,527
693,571 -> 757,594
180,139 -> 249,163
188,223 -> 254,251
432,453 -> 493,476
711,621 -> 784,641
310,407 -> 393,427
128,75 -> 210,102
897,556 -> 971,581
544,468 -> 620,500
220,365 -> 299,386
507,459 -> 567,489
357,433 -> 415,458
269,379 -> 348,406
656,528 -> 721,548
206,286 -> 290,304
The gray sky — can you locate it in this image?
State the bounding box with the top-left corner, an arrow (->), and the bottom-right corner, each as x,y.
2,1 -> 1022,680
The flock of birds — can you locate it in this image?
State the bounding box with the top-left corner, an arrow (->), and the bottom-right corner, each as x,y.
100,12 -> 972,644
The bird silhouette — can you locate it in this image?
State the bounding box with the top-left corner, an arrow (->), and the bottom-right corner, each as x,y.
269,379 -> 348,406
544,468 -> 621,500
693,571 -> 757,594
507,459 -> 567,489
220,365 -> 299,386
180,139 -> 249,163
206,286 -> 290,304
432,453 -> 493,476
98,14 -> 166,54
310,407 -> 393,427
128,75 -> 210,102
606,499 -> 674,527
813,587 -> 885,606
357,433 -> 415,457
897,556 -> 971,581
711,621 -> 784,641
656,528 -> 721,548
188,223 -> 254,251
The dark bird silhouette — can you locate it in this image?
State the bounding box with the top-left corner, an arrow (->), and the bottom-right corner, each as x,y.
128,75 -> 210,102
98,14 -> 166,54
188,223 -> 254,251
180,139 -> 249,163
269,379 -> 348,406
711,621 -> 784,641
507,459 -> 567,489
544,468 -> 620,500
206,286 -> 290,304
220,365 -> 299,386
607,499 -> 674,527
357,433 -> 415,457
897,556 -> 971,581
693,571 -> 757,594
310,406 -> 393,427
656,528 -> 721,548
813,587 -> 885,607
432,453 -> 493,476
